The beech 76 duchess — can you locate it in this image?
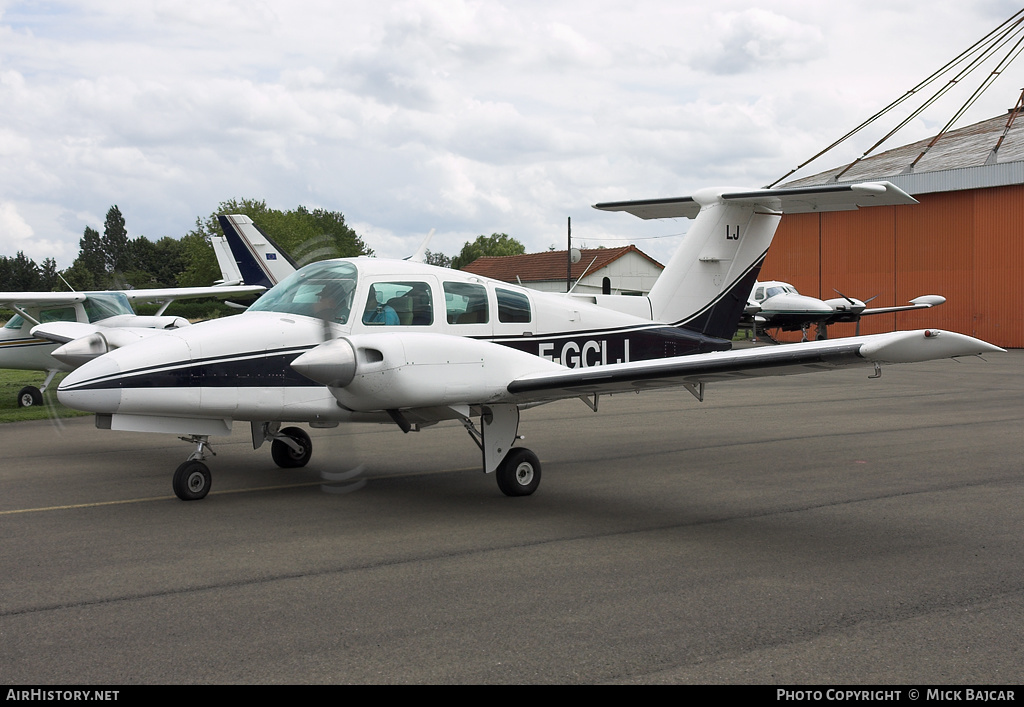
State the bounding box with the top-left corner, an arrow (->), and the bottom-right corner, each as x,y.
55,182 -> 1002,501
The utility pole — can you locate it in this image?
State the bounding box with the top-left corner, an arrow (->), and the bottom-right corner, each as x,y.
566,216 -> 572,293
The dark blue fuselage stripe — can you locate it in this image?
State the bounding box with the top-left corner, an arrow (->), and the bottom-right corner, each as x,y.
61,326 -> 732,392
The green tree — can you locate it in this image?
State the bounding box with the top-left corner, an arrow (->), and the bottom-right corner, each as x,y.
102,205 -> 129,274
178,199 -> 372,286
450,233 -> 525,270
39,257 -> 59,291
62,226 -> 105,289
0,251 -> 42,290
423,249 -> 452,268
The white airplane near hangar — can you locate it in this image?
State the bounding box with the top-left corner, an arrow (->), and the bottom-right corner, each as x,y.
50,182 -> 1002,501
745,280 -> 947,341
0,238 -> 264,407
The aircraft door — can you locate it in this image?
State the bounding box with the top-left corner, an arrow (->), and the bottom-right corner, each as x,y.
491,286 -> 535,338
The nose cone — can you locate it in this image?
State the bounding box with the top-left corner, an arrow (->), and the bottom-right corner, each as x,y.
57,349 -> 125,413
57,334 -> 194,414
291,338 -> 357,388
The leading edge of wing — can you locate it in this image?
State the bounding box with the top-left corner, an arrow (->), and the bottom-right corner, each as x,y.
592,182 -> 917,220
505,330 -> 1003,401
0,292 -> 88,307
118,285 -> 265,302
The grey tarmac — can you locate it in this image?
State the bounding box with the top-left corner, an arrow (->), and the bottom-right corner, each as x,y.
1,350 -> 1021,684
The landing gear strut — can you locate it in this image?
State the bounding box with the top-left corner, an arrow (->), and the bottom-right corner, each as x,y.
462,404 -> 542,497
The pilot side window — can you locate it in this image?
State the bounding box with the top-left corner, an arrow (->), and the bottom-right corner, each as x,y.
444,282 -> 488,324
363,281 -> 433,326
496,288 -> 531,324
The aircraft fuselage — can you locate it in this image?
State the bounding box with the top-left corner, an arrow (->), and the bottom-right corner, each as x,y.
58,258 -> 731,431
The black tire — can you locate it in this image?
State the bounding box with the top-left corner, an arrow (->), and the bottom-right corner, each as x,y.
173,460 -> 211,501
496,448 -> 541,497
271,426 -> 312,468
17,386 -> 43,408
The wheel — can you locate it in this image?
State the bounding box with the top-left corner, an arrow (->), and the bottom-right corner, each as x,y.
271,426 -> 312,468
496,448 -> 541,497
173,460 -> 211,501
17,386 -> 43,408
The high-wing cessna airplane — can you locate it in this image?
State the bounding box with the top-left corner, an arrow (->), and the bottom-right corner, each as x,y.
55,182 -> 1003,501
1,282 -> 264,407
745,280 -> 946,341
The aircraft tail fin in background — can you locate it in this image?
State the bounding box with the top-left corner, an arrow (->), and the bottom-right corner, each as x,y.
210,236 -> 243,286
217,215 -> 299,288
594,182 -> 917,340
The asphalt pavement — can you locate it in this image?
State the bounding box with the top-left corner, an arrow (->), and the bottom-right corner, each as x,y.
1,349 -> 1021,684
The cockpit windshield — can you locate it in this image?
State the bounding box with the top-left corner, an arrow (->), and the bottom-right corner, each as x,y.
83,293 -> 134,322
248,260 -> 359,324
764,285 -> 798,299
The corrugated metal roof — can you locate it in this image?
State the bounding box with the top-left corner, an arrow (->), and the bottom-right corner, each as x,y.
462,245 -> 663,283
784,111 -> 1024,194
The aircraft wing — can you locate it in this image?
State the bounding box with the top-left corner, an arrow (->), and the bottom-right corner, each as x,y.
0,292 -> 88,308
504,330 -> 1001,403
593,182 -> 917,220
0,286 -> 262,310
860,295 -> 946,316
117,285 -> 264,303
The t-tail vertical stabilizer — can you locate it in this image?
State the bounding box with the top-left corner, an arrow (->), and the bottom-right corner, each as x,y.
594,182 -> 917,340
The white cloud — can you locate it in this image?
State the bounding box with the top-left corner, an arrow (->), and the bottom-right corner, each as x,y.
0,201 -> 33,243
692,8 -> 825,75
0,0 -> 1016,268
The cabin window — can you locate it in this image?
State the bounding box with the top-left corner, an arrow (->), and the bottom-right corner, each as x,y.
754,287 -> 764,301
40,307 -> 77,323
363,281 -> 433,326
444,282 -> 488,324
496,288 -> 531,324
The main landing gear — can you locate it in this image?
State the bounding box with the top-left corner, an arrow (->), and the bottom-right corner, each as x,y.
16,370 -> 58,408
460,404 -> 541,497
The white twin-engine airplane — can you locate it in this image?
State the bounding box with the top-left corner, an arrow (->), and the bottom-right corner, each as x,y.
746,280 -> 947,341
56,182 -> 1003,501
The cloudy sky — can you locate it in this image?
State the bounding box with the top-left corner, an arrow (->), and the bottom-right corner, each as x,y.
0,0 -> 1020,269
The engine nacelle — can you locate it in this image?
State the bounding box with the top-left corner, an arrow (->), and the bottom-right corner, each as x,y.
98,314 -> 190,330
823,297 -> 866,314
291,332 -> 561,411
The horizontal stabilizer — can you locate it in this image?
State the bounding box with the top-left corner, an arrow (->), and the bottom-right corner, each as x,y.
593,182 -> 917,220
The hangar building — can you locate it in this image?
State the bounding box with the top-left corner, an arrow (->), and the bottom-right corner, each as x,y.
764,110 -> 1024,347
